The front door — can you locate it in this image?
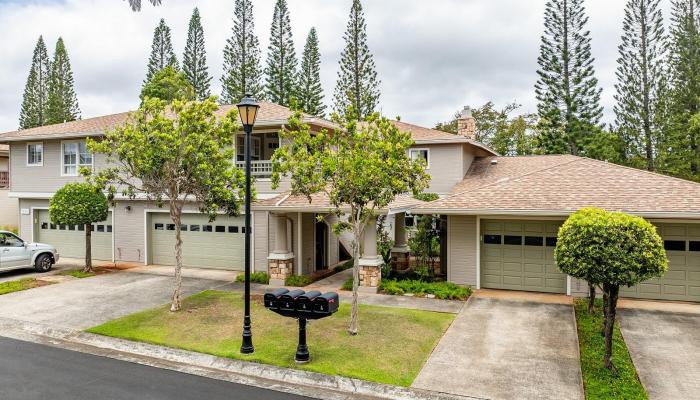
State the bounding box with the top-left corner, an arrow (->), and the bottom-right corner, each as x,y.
315,220 -> 328,271
0,232 -> 30,269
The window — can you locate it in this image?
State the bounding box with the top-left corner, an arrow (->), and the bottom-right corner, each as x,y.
484,234 -> 501,244
190,224 -> 200,232
154,223 -> 164,231
228,226 -> 239,233
236,136 -> 261,162
664,240 -> 686,251
78,225 -> 85,231
215,226 -> 226,233
690,241 -> 700,252
409,148 -> 430,169
41,222 -> 48,229
545,237 -> 558,247
181,225 -> 188,232
0,233 -> 23,247
405,213 -> 415,228
106,225 -> 112,233
62,141 -> 93,176
524,236 -> 543,246
504,235 -> 522,245
27,142 -> 43,166
166,224 -> 176,231
68,225 -> 76,231
203,225 -> 213,232
50,223 -> 56,230
59,224 -> 66,230
96,225 -> 105,232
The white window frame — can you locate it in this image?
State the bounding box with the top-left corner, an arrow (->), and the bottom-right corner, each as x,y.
236,135 -> 262,162
409,148 -> 430,169
26,142 -> 44,167
60,140 -> 94,177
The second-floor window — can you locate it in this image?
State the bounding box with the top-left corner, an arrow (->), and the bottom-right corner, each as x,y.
236,136 -> 261,162
27,142 -> 43,166
410,148 -> 430,169
62,141 -> 93,176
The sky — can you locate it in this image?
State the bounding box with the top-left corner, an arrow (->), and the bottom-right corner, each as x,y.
0,0 -> 674,133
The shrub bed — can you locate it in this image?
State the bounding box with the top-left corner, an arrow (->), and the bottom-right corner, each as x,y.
235,271 -> 270,284
285,274 -> 313,287
379,279 -> 471,300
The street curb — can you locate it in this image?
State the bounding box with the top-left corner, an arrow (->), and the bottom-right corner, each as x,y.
0,317 -> 483,400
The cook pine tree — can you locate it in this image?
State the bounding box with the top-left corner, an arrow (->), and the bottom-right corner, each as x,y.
47,37 -> 81,125
221,0 -> 264,103
333,0 -> 380,120
298,28 -> 326,117
145,18 -> 179,84
19,36 -> 52,129
614,0 -> 668,172
265,0 -> 298,106
183,8 -> 212,100
535,0 -> 604,156
663,0 -> 700,181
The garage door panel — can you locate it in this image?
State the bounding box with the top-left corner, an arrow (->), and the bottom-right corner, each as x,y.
502,262 -> 522,272
523,223 -> 543,234
524,263 -> 543,273
524,277 -> 544,287
689,286 -> 700,296
664,270 -> 687,280
36,210 -> 112,261
664,285 -> 687,295
502,248 -> 522,258
523,248 -> 543,259
546,277 -> 566,287
504,223 -> 523,233
502,276 -> 523,286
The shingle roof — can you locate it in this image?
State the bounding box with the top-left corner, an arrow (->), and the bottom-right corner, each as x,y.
389,120 -> 497,154
417,155 -> 700,217
254,192 -> 425,214
0,102 -> 335,142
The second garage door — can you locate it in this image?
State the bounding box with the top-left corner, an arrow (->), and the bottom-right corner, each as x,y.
149,213 -> 244,270
35,209 -> 113,261
480,220 -> 566,294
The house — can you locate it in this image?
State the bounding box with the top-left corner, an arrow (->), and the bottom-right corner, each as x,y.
1,103 -> 698,303
0,144 -> 18,227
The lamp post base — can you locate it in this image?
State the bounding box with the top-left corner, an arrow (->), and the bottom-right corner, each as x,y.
241,316 -> 254,354
295,318 -> 310,363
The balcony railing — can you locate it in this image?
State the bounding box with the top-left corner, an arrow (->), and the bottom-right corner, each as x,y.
0,171 -> 8,188
235,160 -> 273,177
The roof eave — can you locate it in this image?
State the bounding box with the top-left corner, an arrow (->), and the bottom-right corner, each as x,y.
411,207 -> 700,219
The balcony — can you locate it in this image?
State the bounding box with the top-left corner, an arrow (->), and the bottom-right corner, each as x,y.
0,171 -> 8,188
235,160 -> 273,177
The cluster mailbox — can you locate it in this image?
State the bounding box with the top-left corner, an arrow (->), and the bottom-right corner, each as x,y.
263,288 -> 340,363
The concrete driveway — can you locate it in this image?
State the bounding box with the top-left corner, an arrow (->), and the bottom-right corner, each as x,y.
0,270 -> 231,329
619,305 -> 700,400
412,295 -> 584,400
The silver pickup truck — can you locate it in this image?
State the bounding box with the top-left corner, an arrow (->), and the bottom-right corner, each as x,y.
0,231 -> 59,273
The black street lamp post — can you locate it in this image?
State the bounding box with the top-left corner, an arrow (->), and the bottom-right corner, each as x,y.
237,94 -> 260,354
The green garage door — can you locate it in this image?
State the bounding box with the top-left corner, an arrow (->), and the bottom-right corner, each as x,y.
149,213 -> 244,270
481,220 -> 566,294
36,209 -> 113,260
621,223 -> 700,302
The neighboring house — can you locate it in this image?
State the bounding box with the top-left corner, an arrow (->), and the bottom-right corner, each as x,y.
0,144 -> 18,227
1,103 -> 698,303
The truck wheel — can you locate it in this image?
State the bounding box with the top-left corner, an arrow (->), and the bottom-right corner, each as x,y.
34,254 -> 53,272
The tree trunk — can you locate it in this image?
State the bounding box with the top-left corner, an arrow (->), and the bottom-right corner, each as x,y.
603,284 -> 620,373
83,224 -> 93,273
588,281 -> 596,314
170,204 -> 183,312
348,217 -> 362,335
601,286 -> 609,337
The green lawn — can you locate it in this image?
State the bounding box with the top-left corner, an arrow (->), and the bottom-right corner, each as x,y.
88,290 -> 455,386
0,278 -> 47,295
57,269 -> 96,279
574,299 -> 647,400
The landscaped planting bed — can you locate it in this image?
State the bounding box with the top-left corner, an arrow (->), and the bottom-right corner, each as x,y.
574,299 -> 646,400
342,277 -> 471,300
0,278 -> 52,295
88,290 -> 455,386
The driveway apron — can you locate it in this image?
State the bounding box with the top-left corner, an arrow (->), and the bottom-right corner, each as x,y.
412,296 -> 584,400
619,307 -> 700,400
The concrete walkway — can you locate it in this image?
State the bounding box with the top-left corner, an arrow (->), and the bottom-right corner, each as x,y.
412,295 -> 584,400
619,303 -> 700,400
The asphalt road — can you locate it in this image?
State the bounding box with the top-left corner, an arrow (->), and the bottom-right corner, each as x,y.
0,337 -> 312,400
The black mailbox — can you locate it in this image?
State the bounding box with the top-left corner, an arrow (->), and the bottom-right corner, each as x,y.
279,289 -> 306,311
313,292 -> 339,315
264,288 -> 289,310
295,291 -> 322,314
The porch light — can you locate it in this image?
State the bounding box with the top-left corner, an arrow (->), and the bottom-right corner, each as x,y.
237,94 -> 260,128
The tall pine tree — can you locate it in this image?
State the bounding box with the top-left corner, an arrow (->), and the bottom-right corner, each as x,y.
221,0 -> 264,104
614,0 -> 668,172
19,36 -> 51,129
663,0 -> 700,181
535,0 -> 604,156
145,18 -> 178,83
265,0 -> 298,106
333,0 -> 380,120
298,28 -> 326,117
183,8 -> 212,100
47,38 -> 80,125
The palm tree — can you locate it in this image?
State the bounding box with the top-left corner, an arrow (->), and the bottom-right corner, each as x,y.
127,0 -> 162,11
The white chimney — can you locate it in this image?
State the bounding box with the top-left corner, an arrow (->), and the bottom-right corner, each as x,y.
457,106 -> 476,140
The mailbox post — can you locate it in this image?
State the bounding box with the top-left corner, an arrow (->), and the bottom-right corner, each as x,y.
263,288 -> 340,363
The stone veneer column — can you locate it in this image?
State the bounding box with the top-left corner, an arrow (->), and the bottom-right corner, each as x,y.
358,217 -> 382,292
268,214 -> 294,286
391,212 -> 410,270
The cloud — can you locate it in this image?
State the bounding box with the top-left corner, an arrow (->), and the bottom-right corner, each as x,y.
0,0 -> 673,132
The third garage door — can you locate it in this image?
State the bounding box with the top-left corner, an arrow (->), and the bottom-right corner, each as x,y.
480,220 -> 566,294
149,213 -> 244,270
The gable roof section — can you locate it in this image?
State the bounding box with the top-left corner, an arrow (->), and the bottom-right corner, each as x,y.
0,102 -> 336,142
417,155 -> 700,218
389,120 -> 497,154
